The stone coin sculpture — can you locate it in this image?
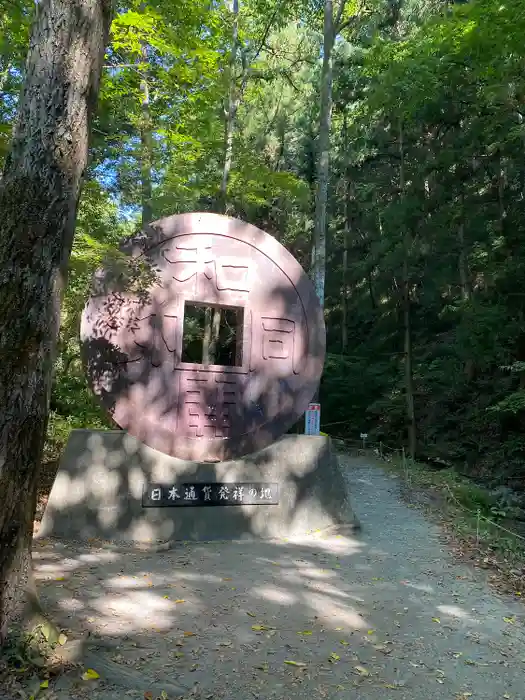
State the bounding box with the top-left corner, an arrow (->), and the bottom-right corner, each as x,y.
81,212 -> 325,462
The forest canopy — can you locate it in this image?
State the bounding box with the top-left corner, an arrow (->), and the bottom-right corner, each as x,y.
2,0 -> 524,488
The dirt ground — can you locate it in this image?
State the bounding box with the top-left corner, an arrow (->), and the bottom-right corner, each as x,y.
15,456 -> 525,699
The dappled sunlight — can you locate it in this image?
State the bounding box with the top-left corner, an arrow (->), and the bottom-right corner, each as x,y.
436,604 -> 478,623
402,580 -> 435,594
33,548 -> 118,581
250,585 -> 297,606
292,565 -> 335,580
278,533 -> 363,556
34,536 -> 370,643
302,582 -> 352,602
29,457 -> 525,699
301,591 -> 367,630
59,598 -> 85,613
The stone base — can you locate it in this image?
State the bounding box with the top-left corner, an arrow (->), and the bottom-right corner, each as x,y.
38,430 -> 358,543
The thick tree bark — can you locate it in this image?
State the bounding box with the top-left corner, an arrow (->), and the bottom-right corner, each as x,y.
0,0 -> 112,642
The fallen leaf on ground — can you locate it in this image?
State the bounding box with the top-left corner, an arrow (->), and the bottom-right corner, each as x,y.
222,577 -> 232,581
329,653 -> 340,662
144,693 -> 153,700
252,625 -> 269,631
340,640 -> 349,646
432,617 -> 441,623
284,660 -> 306,667
297,630 -> 313,636
503,617 -> 515,624
246,611 -> 256,617
353,666 -> 370,677
40,680 -> 49,689
175,599 -> 186,604
82,668 -> 100,681
183,631 -> 195,637
57,633 -> 67,646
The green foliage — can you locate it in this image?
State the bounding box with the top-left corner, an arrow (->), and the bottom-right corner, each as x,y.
4,0 -> 525,494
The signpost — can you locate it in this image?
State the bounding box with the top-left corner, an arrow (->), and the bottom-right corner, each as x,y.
360,432 -> 368,449
305,403 -> 321,436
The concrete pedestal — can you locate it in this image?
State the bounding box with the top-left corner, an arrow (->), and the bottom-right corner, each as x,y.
38,430 -> 358,543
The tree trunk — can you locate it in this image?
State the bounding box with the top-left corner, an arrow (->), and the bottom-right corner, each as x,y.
0,0 -> 112,643
341,113 -> 351,354
202,307 -> 222,366
342,233 -> 349,353
220,0 -> 240,214
457,189 -> 474,381
498,153 -> 505,236
312,0 -> 336,307
399,121 -> 416,459
458,196 -> 470,302
403,256 -> 416,459
140,43 -> 153,227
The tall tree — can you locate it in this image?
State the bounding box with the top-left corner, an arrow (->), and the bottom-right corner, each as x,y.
0,0 -> 112,641
311,0 -> 348,306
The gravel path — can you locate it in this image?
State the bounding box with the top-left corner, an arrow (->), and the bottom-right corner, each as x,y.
32,456 -> 525,699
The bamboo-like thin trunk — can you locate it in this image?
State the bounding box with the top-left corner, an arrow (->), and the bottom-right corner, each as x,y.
220,0 -> 240,214
140,43 -> 153,227
312,0 -> 335,307
202,307 -> 222,365
342,238 -> 348,353
457,189 -> 474,381
399,121 -> 416,459
341,113 -> 351,353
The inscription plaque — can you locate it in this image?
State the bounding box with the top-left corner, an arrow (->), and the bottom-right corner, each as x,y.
142,482 -> 279,507
81,213 -> 325,462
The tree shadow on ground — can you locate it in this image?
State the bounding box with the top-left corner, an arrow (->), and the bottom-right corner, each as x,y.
25,456 -> 525,699
30,520 -> 523,700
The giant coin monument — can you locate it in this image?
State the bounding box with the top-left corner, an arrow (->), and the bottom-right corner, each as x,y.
40,213 -> 355,542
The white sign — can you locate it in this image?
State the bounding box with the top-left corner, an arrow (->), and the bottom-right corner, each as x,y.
305,403 -> 321,435
360,433 -> 368,439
